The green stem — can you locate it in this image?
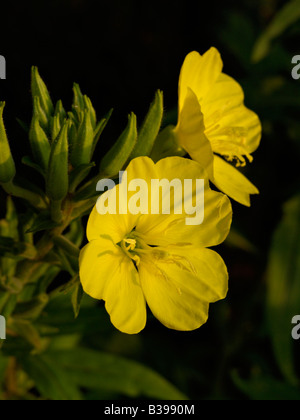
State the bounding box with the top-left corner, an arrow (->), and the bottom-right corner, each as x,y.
16,199 -> 75,286
50,199 -> 63,224
52,235 -> 80,258
1,180 -> 47,210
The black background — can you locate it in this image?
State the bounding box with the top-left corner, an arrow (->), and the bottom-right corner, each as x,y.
1,0 -> 300,400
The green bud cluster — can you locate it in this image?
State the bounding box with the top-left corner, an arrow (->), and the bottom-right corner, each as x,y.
0,67 -> 165,353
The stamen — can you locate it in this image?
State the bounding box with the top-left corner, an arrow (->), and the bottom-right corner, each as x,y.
123,238 -> 137,251
119,231 -> 197,278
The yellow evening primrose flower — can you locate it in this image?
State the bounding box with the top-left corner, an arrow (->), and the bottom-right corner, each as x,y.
173,47 -> 262,207
79,156 -> 232,334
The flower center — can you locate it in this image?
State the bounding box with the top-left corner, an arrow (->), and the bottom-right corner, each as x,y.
119,230 -> 198,282
119,231 -> 170,270
120,231 -> 153,268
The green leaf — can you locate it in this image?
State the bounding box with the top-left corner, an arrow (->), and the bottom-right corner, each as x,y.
91,108 -> 113,156
225,227 -> 258,254
14,294 -> 49,321
65,219 -> 84,248
26,212 -> 61,234
69,163 -> 95,193
20,354 -> 82,400
10,319 -> 42,350
252,0 -> 300,62
16,117 -> 30,133
131,90 -> 164,159
0,356 -> 9,388
73,176 -> 101,202
100,113 -> 138,178
1,294 -> 17,318
71,197 -> 97,220
22,156 -> 46,177
48,348 -> 188,400
150,125 -> 186,162
2,196 -> 19,240
53,235 -> 80,258
266,194 -> 300,386
232,371 -> 300,401
0,236 -> 36,259
71,281 -> 84,319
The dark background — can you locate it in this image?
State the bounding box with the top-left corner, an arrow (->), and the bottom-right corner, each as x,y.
1,0 -> 297,240
1,0 -> 300,400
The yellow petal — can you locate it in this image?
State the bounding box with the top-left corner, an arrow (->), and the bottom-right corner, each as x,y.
87,195 -> 138,244
167,247 -> 229,303
202,73 -> 245,121
135,157 -> 232,248
79,239 -> 147,334
125,156 -> 157,185
79,239 -> 121,299
139,247 -> 228,331
88,157 -> 158,244
179,48 -> 223,112
175,88 -> 214,179
208,105 -> 262,156
213,155 -> 259,207
203,74 -> 262,156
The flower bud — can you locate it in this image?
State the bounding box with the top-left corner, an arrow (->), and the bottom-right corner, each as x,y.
100,112 -> 137,178
31,66 -> 54,121
0,102 -> 16,184
131,90 -> 164,159
70,109 -> 94,168
29,109 -> 51,173
46,120 -> 69,201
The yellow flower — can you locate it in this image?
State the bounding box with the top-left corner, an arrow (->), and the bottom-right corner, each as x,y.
79,156 -> 232,334
173,47 -> 262,207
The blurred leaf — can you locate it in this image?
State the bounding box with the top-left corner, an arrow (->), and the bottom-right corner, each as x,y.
0,102 -> 16,184
71,281 -> 84,319
48,348 -> 188,400
20,354 -> 82,400
220,12 -> 256,68
0,356 -> 9,387
252,0 -> 300,62
225,227 -> 258,254
22,156 -> 45,177
266,194 -> 300,385
232,371 -> 300,400
10,319 -> 42,350
14,294 -> 49,321
0,236 -> 36,259
65,219 -> 84,248
71,197 -> 97,220
69,163 -> 95,194
53,235 -> 80,259
26,212 -> 61,234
